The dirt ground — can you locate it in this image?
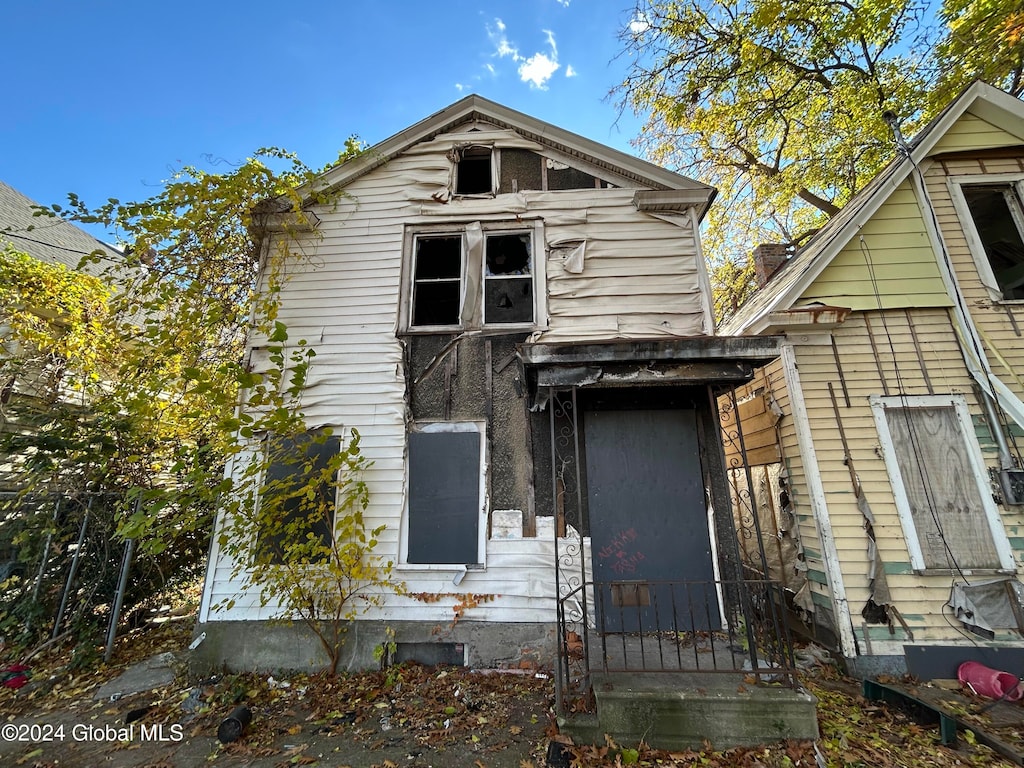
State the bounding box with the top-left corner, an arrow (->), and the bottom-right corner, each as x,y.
0,623 -> 553,768
4,620 -> 1024,767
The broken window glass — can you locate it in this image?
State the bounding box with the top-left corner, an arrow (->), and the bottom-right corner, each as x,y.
484,233 -> 533,324
455,146 -> 493,195
962,183 -> 1024,301
412,235 -> 462,327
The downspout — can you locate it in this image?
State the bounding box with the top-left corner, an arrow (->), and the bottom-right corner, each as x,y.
780,341 -> 858,658
886,112 -> 1018,472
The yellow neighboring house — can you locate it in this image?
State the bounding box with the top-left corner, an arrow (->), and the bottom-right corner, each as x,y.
721,81 -> 1024,680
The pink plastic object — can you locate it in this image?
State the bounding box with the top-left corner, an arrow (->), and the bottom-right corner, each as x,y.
957,661 -> 1023,701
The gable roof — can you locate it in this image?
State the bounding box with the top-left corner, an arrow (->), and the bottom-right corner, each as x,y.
0,180 -> 119,274
310,94 -> 717,219
721,81 -> 1024,335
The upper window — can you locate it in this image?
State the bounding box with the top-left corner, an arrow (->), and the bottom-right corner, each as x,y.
455,146 -> 494,196
870,395 -> 1014,574
955,179 -> 1024,301
405,222 -> 542,332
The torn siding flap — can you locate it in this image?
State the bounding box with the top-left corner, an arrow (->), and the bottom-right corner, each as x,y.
562,241 -> 586,274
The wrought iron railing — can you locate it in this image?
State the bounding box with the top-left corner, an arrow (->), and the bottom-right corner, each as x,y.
555,576 -> 798,713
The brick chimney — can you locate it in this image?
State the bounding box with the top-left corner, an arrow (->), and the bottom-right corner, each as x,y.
752,243 -> 790,286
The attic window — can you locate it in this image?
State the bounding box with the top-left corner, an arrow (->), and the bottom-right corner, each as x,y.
959,182 -> 1024,301
455,146 -> 493,195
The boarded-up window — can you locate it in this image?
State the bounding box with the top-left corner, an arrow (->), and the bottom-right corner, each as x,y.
872,395 -> 1011,572
959,182 -> 1024,301
257,430 -> 340,565
407,428 -> 482,564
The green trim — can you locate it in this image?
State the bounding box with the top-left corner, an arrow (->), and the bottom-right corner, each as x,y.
807,569 -> 829,585
810,591 -> 833,610
882,562 -> 914,575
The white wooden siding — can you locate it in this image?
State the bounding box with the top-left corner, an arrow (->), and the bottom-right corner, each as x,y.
201,122 -> 709,625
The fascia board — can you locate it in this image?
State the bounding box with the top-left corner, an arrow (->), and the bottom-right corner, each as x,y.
733,83 -> 1023,336
305,94 -> 713,200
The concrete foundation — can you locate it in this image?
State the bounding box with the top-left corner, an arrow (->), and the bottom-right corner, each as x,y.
843,653 -> 908,680
188,619 -> 556,676
561,672 -> 818,751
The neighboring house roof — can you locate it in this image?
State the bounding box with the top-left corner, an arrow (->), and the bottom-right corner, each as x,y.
721,81 -> 1024,335
0,180 -> 119,273
311,94 -> 718,219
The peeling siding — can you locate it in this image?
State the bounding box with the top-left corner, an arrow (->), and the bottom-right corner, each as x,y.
201,120 -> 710,629
924,155 -> 1024,415
786,310 -> 1024,644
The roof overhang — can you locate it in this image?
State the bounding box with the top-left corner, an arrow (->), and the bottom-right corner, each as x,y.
723,81 -> 1024,336
300,94 -> 715,212
519,336 -> 783,396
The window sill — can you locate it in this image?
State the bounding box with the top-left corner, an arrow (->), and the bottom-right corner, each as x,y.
397,563 -> 485,572
399,325 -> 537,336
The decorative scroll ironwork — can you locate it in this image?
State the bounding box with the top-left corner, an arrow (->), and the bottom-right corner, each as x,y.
550,385 -> 798,715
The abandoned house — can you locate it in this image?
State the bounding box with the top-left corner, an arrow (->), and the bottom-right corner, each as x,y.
195,96 -> 817,747
720,81 -> 1024,681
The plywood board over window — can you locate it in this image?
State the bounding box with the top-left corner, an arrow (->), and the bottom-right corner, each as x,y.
404,422 -> 486,567
871,394 -> 1015,574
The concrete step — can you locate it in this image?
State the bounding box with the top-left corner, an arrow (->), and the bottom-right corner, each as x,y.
564,672 -> 818,751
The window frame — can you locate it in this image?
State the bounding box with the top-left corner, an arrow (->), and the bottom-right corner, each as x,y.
949,173 -> 1024,304
400,220 -> 545,333
870,394 -> 1015,575
400,421 -> 488,569
453,144 -> 496,197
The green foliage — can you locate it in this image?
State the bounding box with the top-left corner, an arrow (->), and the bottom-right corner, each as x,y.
617,0 -> 1024,322
0,140 -> 366,654
214,326 -> 401,675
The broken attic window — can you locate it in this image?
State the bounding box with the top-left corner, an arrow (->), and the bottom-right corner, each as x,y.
412,235 -> 462,327
455,146 -> 493,195
962,183 -> 1024,301
484,233 -> 533,324
547,163 -> 601,190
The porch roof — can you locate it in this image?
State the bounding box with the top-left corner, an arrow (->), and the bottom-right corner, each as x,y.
518,335 -> 782,389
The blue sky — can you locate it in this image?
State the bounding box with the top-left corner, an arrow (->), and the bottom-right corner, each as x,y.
4,1 -> 649,241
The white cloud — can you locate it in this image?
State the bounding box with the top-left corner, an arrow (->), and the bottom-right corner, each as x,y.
519,53 -> 560,89
488,18 -> 519,59
629,12 -> 651,35
554,0 -> 570,6
565,64 -> 577,78
485,19 -> 565,90
455,82 -> 467,92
